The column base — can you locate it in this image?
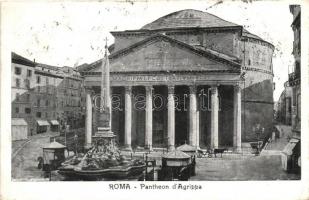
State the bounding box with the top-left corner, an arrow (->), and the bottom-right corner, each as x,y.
168,145 -> 175,151
145,145 -> 153,151
84,144 -> 92,151
123,146 -> 133,151
233,147 -> 242,153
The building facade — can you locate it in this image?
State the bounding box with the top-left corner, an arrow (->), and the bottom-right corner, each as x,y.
289,5 -> 301,136
276,81 -> 292,125
80,10 -> 274,151
11,52 -> 86,136
11,53 -> 36,136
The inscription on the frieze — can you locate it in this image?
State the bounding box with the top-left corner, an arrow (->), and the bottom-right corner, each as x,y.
111,75 -> 197,82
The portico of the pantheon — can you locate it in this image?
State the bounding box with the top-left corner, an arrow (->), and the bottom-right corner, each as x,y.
79,9 -> 274,151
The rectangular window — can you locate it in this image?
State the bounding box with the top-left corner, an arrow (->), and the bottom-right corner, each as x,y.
46,112 -> 48,118
38,86 -> 40,93
292,88 -> 297,106
25,79 -> 30,89
27,70 -> 32,77
25,107 -> 31,114
37,99 -> 40,107
16,78 -> 20,88
37,76 -> 41,84
15,107 -> 19,113
297,93 -> 301,119
36,112 -> 41,118
286,97 -> 292,113
46,100 -> 49,106
46,77 -> 49,85
15,67 -> 21,75
26,94 -> 30,101
16,93 -> 20,101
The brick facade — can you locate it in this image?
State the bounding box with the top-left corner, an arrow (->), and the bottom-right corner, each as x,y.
11,53 -> 86,136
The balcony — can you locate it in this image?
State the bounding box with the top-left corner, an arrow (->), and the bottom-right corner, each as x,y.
292,38 -> 300,56
288,71 -> 300,86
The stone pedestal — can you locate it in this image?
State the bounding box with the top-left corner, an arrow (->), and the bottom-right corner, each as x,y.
93,109 -> 114,146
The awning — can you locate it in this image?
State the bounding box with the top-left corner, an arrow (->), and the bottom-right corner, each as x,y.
162,150 -> 191,159
50,120 -> 60,125
282,138 -> 300,156
43,140 -> 66,149
37,120 -> 50,126
177,144 -> 196,151
12,118 -> 28,126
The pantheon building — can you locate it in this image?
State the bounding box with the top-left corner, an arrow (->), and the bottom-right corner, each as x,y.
79,9 -> 274,151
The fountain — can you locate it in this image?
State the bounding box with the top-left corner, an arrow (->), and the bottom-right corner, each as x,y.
57,40 -> 145,180
57,132 -> 145,180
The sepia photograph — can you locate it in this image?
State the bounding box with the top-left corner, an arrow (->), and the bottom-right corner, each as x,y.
1,0 -> 309,199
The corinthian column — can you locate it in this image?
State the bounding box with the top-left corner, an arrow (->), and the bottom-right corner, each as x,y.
189,85 -> 198,147
85,87 -> 93,149
124,86 -> 132,150
210,85 -> 219,149
233,85 -> 242,152
167,85 -> 175,150
145,86 -> 153,150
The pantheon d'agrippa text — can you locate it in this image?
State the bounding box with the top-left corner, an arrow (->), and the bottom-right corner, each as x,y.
78,9 -> 274,151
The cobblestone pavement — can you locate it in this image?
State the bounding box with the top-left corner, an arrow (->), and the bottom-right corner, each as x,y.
12,133 -> 300,181
190,154 -> 300,181
12,139 -> 30,158
11,132 -> 60,181
265,124 -> 292,151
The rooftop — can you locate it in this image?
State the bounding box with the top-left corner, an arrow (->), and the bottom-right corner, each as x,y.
177,143 -> 197,152
162,150 -> 191,159
11,52 -> 35,67
141,9 -> 239,30
139,9 -> 269,45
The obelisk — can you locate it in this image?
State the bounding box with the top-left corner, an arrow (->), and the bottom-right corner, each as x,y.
92,39 -> 115,144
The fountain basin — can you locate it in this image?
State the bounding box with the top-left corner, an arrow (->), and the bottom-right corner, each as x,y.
58,164 -> 145,180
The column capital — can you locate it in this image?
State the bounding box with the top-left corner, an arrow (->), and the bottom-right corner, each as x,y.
145,86 -> 153,93
124,86 -> 132,94
188,85 -> 197,94
167,85 -> 175,94
234,84 -> 242,92
85,86 -> 94,93
210,85 -> 218,94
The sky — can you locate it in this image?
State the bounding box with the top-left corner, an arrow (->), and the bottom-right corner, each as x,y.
4,0 -> 295,101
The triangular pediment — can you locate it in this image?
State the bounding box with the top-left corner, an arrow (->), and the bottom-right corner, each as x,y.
90,34 -> 240,73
